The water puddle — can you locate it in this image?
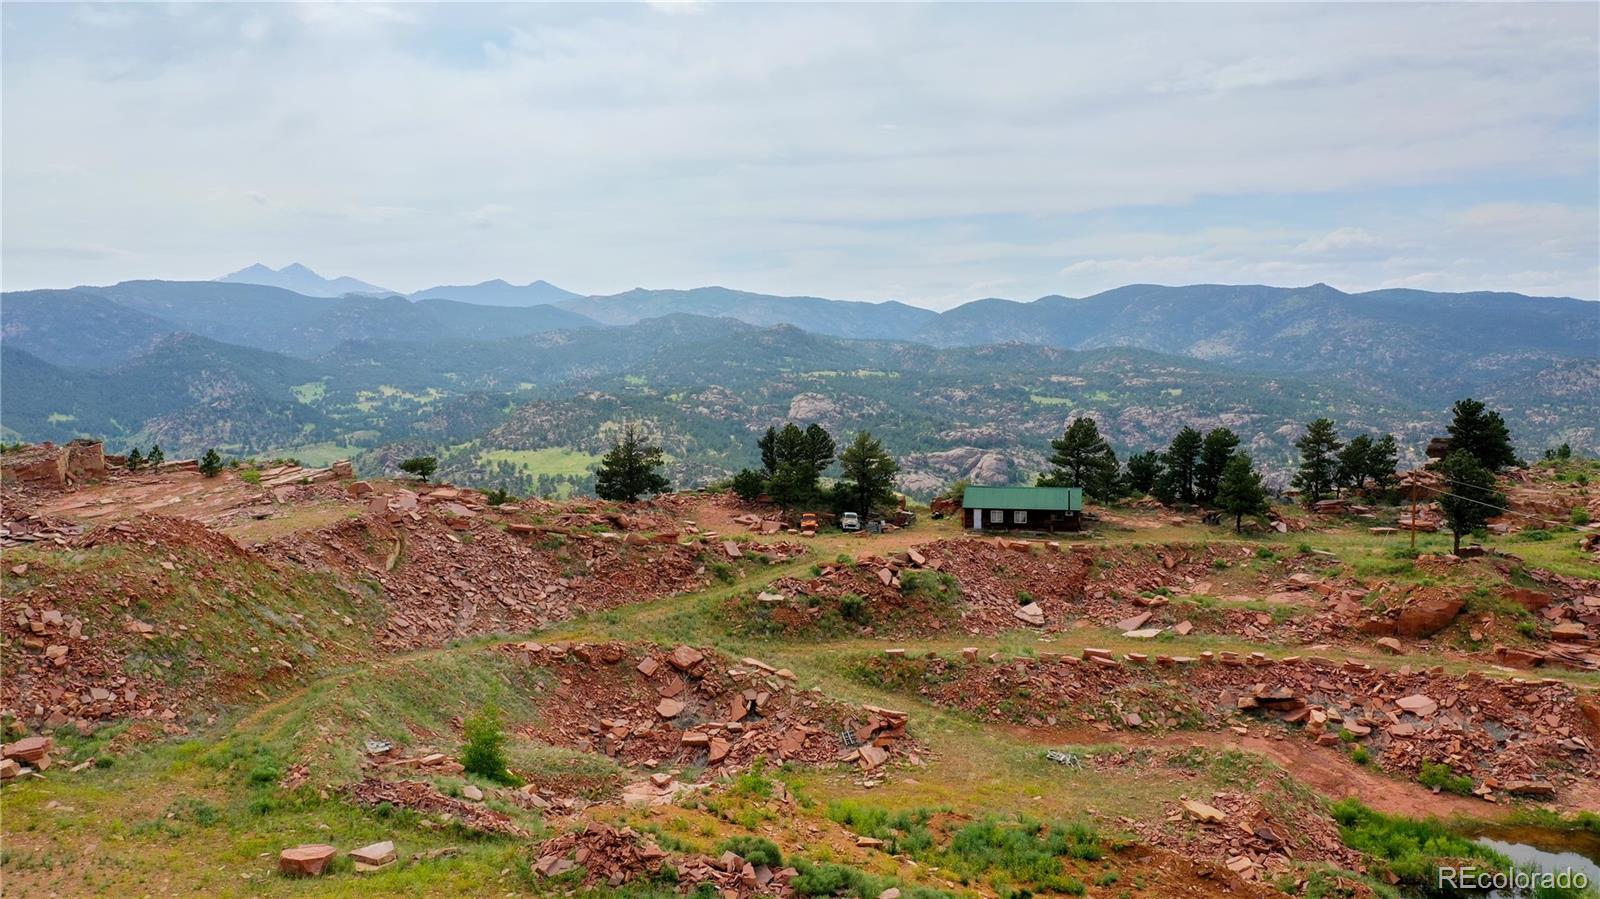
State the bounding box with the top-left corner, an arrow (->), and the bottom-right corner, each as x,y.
1468,825 -> 1600,897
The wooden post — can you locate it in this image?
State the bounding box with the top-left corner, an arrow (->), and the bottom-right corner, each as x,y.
1409,478 -> 1418,551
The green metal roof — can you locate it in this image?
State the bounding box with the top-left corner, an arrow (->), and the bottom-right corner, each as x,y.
963,485 -> 1082,511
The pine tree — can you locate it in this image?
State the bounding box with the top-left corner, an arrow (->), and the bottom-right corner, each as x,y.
1215,453 -> 1269,533
764,422 -> 835,509
1446,398 -> 1517,472
399,456 -> 438,482
837,431 -> 899,518
1336,434 -> 1374,494
801,424 -> 836,479
1195,427 -> 1240,504
1154,427 -> 1203,504
199,449 -> 223,478
126,447 -> 144,470
147,444 -> 164,467
1436,450 -> 1506,554
1040,417 -> 1120,501
757,426 -> 780,476
1366,435 -> 1399,489
1292,418 -> 1342,504
594,423 -> 670,502
1125,450 -> 1161,495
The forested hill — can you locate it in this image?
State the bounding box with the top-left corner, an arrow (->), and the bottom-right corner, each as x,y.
2,277 -> 1594,496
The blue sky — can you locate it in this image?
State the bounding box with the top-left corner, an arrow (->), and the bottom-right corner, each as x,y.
3,2 -> 1596,307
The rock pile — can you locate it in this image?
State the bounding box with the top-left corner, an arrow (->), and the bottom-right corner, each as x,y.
344,778 -> 530,837
505,641 -> 912,773
533,822 -> 799,896
874,650 -> 1596,798
1136,790 -> 1361,880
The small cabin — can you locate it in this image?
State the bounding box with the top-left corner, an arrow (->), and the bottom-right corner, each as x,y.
961,485 -> 1083,532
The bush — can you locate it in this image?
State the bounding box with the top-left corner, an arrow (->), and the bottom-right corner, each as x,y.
461,704 -> 516,785
1416,762 -> 1474,796
837,593 -> 868,623
484,486 -> 514,506
717,836 -> 783,868
1572,507 -> 1592,526
731,469 -> 768,501
239,468 -> 262,485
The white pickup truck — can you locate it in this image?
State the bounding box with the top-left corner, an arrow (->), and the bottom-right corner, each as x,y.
840,511 -> 861,531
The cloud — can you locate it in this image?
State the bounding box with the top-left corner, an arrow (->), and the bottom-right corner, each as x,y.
0,3 -> 1595,300
1295,228 -> 1383,255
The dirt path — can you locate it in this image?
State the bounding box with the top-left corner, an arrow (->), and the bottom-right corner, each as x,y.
1006,723 -> 1511,820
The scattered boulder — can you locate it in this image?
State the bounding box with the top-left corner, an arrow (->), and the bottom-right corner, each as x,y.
350,840 -> 397,871
279,844 -> 337,877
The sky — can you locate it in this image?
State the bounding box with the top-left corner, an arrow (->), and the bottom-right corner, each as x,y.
3,2 -> 1597,308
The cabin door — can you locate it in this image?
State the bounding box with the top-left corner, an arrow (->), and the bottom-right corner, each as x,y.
972,509 -> 982,530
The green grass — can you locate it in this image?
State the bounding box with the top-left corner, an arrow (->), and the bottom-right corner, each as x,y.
477,447 -> 601,477
1330,799 -> 1502,889
259,441 -> 362,468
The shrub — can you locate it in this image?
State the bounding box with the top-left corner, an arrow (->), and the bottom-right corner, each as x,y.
1350,746 -> 1371,766
1572,507 -> 1592,526
461,704 -> 516,785
838,593 -> 868,623
718,836 -> 782,868
239,468 -> 262,485
1416,762 -> 1473,796
484,486 -> 514,506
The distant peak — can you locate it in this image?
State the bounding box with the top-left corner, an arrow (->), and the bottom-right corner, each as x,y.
279,262 -> 319,276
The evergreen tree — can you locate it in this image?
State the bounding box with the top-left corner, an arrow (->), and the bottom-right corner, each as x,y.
730,468 -> 767,501
1195,427 -> 1240,504
399,456 -> 438,482
1336,434 -> 1374,494
199,449 -> 223,478
1125,450 -> 1161,495
756,426 -> 780,476
764,422 -> 834,509
1215,453 -> 1269,533
837,431 -> 899,518
1436,450 -> 1506,554
147,444 -> 164,467
1040,417 -> 1120,501
126,447 -> 144,470
1154,427 -> 1203,504
801,424 -> 836,479
1292,418 -> 1342,504
594,423 -> 670,502
1366,435 -> 1399,489
1446,398 -> 1517,472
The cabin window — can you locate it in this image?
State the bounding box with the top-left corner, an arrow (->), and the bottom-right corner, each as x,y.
990,509 -> 1004,523
1014,510 -> 1028,524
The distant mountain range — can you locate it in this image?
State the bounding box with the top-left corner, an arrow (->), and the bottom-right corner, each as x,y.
3,274 -> 1595,493
219,262 -> 394,298
220,263 -> 583,307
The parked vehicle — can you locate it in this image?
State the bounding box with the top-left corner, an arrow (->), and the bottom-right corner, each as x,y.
840,511 -> 861,531
799,512 -> 819,532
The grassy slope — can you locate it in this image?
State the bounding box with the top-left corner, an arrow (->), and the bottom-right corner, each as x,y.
2,506 -> 1597,896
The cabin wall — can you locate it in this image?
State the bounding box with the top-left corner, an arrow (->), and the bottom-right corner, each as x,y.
962,508 -> 1080,532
